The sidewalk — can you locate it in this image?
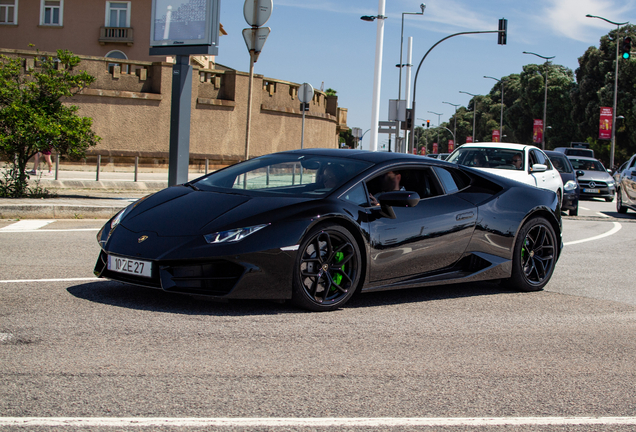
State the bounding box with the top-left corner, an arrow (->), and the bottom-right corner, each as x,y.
0,169 -> 203,219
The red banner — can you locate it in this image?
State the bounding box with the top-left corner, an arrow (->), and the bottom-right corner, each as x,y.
433,143 -> 438,154
533,119 -> 543,143
466,136 -> 473,143
492,130 -> 500,142
448,140 -> 455,152
599,107 -> 612,140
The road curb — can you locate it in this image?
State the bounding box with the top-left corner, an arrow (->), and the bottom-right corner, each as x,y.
0,203 -> 123,219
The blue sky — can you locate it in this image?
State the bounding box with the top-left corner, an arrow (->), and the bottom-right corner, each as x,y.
214,0 -> 636,149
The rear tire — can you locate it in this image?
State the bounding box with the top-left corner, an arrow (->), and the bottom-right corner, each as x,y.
617,190 -> 628,214
605,196 -> 614,203
292,224 -> 362,312
508,217 -> 557,292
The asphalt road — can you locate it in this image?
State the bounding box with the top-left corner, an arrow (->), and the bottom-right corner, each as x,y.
1,199 -> 635,431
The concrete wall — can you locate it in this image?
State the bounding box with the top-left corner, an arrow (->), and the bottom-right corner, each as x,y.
1,48 -> 347,170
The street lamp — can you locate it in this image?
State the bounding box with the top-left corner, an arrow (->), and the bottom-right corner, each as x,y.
427,111 -> 442,149
395,4 -> 426,154
586,14 -> 629,170
459,91 -> 478,143
442,101 -> 460,146
523,51 -> 555,150
397,4 -> 426,101
361,0 -> 388,152
484,76 -> 505,141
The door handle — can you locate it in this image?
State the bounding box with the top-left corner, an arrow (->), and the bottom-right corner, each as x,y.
456,211 -> 475,221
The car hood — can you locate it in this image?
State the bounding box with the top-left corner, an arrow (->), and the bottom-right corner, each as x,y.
471,168 -> 535,186
120,186 -> 314,237
578,171 -> 612,182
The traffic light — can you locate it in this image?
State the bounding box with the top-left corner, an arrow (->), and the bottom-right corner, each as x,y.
498,18 -> 507,45
426,120 -> 430,128
621,37 -> 632,60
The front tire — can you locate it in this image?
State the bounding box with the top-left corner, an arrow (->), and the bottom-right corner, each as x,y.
292,224 -> 362,311
568,205 -> 578,217
508,217 -> 557,292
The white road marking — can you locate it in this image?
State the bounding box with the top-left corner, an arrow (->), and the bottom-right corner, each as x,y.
0,278 -> 97,284
0,333 -> 14,342
0,228 -> 101,232
595,212 -> 610,218
579,206 -> 590,210
0,220 -> 54,231
564,221 -> 622,246
1,417 -> 636,427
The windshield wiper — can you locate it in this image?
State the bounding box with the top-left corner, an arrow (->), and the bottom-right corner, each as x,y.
183,181 -> 200,191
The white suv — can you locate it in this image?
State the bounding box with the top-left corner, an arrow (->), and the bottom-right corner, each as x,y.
446,142 -> 564,202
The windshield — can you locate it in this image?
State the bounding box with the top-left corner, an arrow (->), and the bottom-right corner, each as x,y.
193,154 -> 373,197
549,155 -> 572,174
569,158 -> 605,172
446,147 -> 525,171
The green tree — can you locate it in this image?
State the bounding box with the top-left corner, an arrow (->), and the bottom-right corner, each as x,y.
0,49 -> 99,197
571,24 -> 636,167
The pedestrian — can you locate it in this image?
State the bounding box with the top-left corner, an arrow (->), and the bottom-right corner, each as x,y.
28,147 -> 53,175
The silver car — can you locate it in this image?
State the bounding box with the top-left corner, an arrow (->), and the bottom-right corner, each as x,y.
616,154 -> 636,215
567,156 -> 615,202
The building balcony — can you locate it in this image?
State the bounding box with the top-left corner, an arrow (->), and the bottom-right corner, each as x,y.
99,27 -> 134,46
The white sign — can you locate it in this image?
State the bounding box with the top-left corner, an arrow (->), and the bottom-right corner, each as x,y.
298,83 -> 314,104
242,27 -> 271,53
244,0 -> 273,27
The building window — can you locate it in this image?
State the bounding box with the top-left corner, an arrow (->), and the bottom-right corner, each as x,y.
0,0 -> 17,25
106,1 -> 130,27
41,0 -> 63,26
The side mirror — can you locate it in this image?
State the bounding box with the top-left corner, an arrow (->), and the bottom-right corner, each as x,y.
377,191 -> 421,219
530,163 -> 547,173
576,170 -> 584,177
378,191 -> 421,208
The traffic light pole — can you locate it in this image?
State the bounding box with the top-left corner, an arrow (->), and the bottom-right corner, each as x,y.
409,28 -> 506,153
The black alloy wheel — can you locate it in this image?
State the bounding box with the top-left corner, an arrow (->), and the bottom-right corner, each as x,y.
508,217 -> 557,292
292,224 -> 362,311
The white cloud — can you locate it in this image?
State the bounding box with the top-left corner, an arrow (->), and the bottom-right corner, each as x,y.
542,0 -> 636,42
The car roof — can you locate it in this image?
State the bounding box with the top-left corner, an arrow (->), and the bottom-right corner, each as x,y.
455,142 -> 535,151
276,148 -> 442,164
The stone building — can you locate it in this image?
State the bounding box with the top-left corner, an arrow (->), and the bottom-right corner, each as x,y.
0,1 -> 348,170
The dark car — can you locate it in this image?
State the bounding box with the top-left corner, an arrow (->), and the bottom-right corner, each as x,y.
567,156 -> 616,202
545,151 -> 581,216
616,153 -> 636,216
94,149 -> 563,311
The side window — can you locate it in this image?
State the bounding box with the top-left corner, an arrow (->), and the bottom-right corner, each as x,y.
341,182 -> 369,206
433,167 -> 458,193
0,0 -> 17,25
106,1 -> 130,27
629,157 -> 636,170
366,168 -> 443,200
40,0 -> 62,26
532,149 -> 550,168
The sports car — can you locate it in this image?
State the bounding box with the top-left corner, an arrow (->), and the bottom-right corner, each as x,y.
94,149 -> 563,311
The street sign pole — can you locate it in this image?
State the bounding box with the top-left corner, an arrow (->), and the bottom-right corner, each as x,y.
242,0 -> 272,162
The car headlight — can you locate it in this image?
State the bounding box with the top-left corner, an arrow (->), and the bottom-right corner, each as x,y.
204,224 -> 269,244
564,180 -> 578,192
607,179 -> 615,187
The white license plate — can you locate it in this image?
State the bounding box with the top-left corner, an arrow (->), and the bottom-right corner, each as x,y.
108,255 -> 152,278
583,188 -> 600,193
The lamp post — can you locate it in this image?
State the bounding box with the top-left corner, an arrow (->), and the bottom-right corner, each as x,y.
395,4 -> 426,154
428,111 -> 442,149
397,4 -> 426,101
586,14 -> 629,171
361,0 -> 387,152
484,76 -> 505,140
459,91 -> 478,143
442,101 -> 460,146
523,51 -> 555,150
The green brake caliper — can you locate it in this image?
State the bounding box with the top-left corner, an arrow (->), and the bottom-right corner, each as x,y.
522,238 -> 529,261
331,251 -> 345,290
